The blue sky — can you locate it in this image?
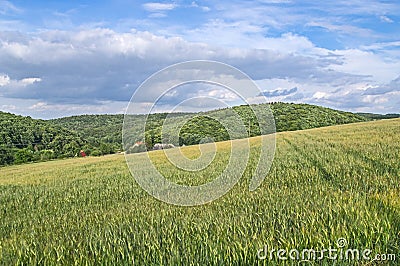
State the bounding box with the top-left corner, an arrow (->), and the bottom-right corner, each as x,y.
0,0 -> 399,118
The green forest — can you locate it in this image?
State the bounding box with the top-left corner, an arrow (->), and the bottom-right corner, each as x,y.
0,102 -> 388,166
0,112 -> 84,165
0,112 -> 115,166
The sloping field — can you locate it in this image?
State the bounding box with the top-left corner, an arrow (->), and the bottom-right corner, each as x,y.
0,119 -> 399,265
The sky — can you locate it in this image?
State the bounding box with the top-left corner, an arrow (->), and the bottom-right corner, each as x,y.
0,0 -> 399,119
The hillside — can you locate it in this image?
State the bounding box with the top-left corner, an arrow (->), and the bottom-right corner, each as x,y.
51,102 -> 369,152
270,102 -> 369,130
50,114 -> 124,153
49,113 -> 189,152
0,102 -> 373,166
0,111 -> 87,166
0,119 -> 398,264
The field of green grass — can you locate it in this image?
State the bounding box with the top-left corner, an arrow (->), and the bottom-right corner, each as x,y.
0,119 -> 399,265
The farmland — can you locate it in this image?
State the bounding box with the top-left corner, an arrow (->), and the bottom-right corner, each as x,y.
0,119 -> 399,265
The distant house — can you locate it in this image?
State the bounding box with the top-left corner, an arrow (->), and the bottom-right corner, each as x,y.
153,143 -> 175,150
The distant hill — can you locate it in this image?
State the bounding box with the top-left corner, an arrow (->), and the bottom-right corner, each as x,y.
50,102 -> 370,153
270,102 -> 369,131
357,113 -> 400,120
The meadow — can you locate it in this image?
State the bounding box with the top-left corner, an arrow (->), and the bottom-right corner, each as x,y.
0,119 -> 399,265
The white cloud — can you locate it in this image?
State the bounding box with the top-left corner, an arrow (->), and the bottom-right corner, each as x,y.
142,2 -> 177,12
0,104 -> 15,110
25,100 -> 128,118
0,74 -> 10,86
310,0 -> 399,16
0,28 -> 348,101
0,74 -> 41,90
29,101 -> 47,110
21,77 -> 41,85
190,1 -> 210,12
380,15 -> 394,23
329,49 -> 400,83
204,88 -> 239,101
0,0 -> 22,15
148,12 -> 168,18
183,19 -> 318,53
313,91 -> 328,99
294,76 -> 400,114
1,1 -> 399,117
0,27 -> 399,116
259,0 -> 292,3
360,41 -> 400,51
306,21 -> 374,37
362,94 -> 388,104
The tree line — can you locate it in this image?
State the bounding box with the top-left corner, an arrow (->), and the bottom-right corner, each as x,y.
1,102 -> 377,166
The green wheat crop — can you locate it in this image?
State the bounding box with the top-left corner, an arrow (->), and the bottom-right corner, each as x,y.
0,119 -> 399,265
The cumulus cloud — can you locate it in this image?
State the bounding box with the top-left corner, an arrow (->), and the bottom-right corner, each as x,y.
329,49 -> 400,83
0,74 -> 10,86
0,26 -> 398,117
363,76 -> 400,95
155,82 -> 241,110
259,87 -> 298,97
26,100 -> 127,118
294,77 -> 400,113
0,74 -> 41,92
0,28 -> 365,106
20,77 -> 41,85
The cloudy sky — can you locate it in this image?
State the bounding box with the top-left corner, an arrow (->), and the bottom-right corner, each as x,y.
0,0 -> 399,119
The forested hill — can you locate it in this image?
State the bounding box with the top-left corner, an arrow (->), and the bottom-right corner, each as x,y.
50,114 -> 125,154
0,111 -> 87,165
50,103 -> 369,152
0,102 -> 379,166
270,102 -> 368,131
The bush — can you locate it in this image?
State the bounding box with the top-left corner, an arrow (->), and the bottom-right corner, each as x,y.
40,149 -> 55,161
91,149 -> 102,156
13,148 -> 34,164
99,143 -> 113,155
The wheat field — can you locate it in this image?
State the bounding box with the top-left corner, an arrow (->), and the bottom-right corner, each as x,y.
0,119 -> 399,265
